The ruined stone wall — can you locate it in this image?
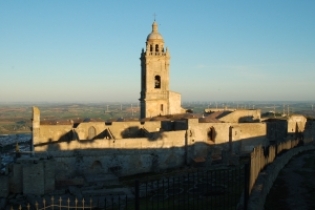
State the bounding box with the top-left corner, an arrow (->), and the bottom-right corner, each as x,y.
32,106 -> 40,151
37,125 -> 73,144
9,164 -> 22,194
237,123 -> 268,153
49,147 -> 186,177
266,120 -> 287,143
304,120 -> 315,144
248,144 -> 315,210
31,108 -> 286,179
161,120 -> 188,131
33,130 -> 189,177
35,130 -> 187,152
0,175 -> 9,197
36,131 -> 187,177
23,162 -> 44,195
287,114 -> 307,133
189,119 -> 268,154
7,158 -> 55,196
168,91 -> 185,115
219,109 -> 261,123
204,108 -> 236,113
35,121 -> 163,147
107,121 -> 161,139
75,122 -> 106,140
44,159 -> 55,193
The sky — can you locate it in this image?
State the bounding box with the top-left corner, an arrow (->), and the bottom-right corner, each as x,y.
1,1 -> 315,103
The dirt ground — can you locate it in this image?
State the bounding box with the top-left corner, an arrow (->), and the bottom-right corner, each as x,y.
265,150 -> 315,210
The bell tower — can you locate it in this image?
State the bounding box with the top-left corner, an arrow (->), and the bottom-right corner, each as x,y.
140,21 -> 171,118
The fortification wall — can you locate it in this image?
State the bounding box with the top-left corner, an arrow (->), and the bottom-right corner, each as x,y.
219,109 -> 261,123
35,130 -> 187,151
37,125 -> 73,144
204,108 -> 236,113
5,158 -> 55,196
9,164 -> 22,194
0,175 -> 9,197
37,144 -> 187,177
75,122 -> 106,140
304,120 -> 315,144
23,162 -> 45,195
248,144 -> 315,210
287,114 -> 307,133
168,91 -> 185,115
266,120 -> 287,143
237,123 -> 268,152
34,121 -> 162,145
188,119 -> 268,153
32,107 -> 310,180
107,121 -> 161,138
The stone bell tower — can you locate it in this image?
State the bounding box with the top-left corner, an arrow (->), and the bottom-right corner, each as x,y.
140,21 -> 184,119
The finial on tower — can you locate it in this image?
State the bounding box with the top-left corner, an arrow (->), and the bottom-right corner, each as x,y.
153,13 -> 157,21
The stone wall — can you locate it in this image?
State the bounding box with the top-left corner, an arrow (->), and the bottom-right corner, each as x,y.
23,161 -> 44,195
32,115 -> 275,182
168,91 -> 185,115
188,119 -> 268,153
44,159 -> 55,193
218,109 -> 261,123
7,158 -> 55,196
31,106 -> 315,184
34,120 -> 162,145
247,143 -> 315,210
304,120 -> 315,144
35,130 -> 188,177
287,115 -> 307,133
0,175 -> 9,197
266,119 -> 287,143
43,145 -> 187,177
9,164 -> 22,194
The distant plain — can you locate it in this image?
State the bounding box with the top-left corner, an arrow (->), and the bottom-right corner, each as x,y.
0,101 -> 314,134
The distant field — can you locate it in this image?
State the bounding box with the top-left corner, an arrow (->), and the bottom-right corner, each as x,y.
0,101 -> 314,134
0,103 -> 141,134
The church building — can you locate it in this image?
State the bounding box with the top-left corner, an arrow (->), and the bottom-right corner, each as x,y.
139,21 -> 185,118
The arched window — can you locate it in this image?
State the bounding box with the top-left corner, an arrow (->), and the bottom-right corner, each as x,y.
155,75 -> 161,89
155,44 -> 159,52
88,126 -> 96,140
150,45 -> 153,52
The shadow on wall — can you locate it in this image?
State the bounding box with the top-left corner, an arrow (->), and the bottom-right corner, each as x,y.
238,116 -> 260,123
120,126 -> 147,138
31,119 -> 315,179
29,124 -> 314,191
119,125 -> 170,140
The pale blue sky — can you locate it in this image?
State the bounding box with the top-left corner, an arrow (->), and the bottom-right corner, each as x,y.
1,1 -> 315,103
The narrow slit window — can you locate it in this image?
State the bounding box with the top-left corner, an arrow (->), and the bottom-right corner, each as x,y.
155,75 -> 161,88
161,104 -> 163,111
207,127 -> 216,142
